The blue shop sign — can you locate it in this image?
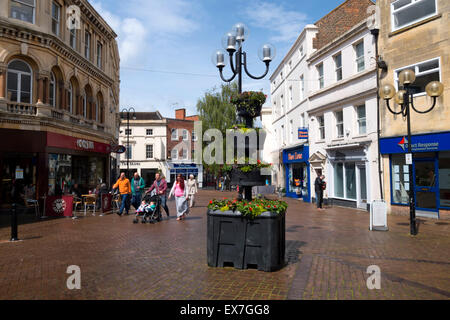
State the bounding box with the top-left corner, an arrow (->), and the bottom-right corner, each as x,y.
380,132 -> 450,154
283,146 -> 309,163
298,128 -> 308,140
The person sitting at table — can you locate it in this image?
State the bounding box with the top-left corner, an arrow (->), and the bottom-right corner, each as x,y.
71,183 -> 82,198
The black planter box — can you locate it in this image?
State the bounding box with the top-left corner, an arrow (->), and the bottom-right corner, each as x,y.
230,168 -> 268,186
207,209 -> 285,272
237,104 -> 262,118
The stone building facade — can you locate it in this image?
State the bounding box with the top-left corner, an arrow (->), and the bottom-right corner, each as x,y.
0,0 -> 120,205
377,0 -> 450,218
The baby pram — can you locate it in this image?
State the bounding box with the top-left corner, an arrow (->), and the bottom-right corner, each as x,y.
133,191 -> 162,224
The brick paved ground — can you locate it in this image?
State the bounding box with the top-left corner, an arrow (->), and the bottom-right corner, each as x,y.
0,190 -> 449,300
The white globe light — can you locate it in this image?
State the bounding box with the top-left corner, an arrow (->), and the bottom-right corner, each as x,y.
232,22 -> 250,42
221,31 -> 240,52
211,50 -> 228,68
258,43 -> 276,62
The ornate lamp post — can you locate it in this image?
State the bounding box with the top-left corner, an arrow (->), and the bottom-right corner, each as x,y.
380,70 -> 444,235
120,107 -> 136,179
212,23 -> 275,126
212,23 -> 275,200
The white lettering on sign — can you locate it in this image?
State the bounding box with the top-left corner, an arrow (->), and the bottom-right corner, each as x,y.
76,139 -> 94,150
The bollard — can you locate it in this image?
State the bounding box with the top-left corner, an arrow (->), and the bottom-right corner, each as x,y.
10,203 -> 19,242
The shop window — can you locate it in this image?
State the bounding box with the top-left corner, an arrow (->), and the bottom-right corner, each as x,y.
146,144 -> 153,159
333,162 -> 357,200
7,60 -> 32,104
391,0 -> 437,31
334,163 -> 344,198
48,154 -> 72,196
356,104 -> 366,135
51,2 -> 61,36
439,151 -> 450,208
395,58 -> 440,95
10,0 -> 35,24
146,128 -> 153,136
355,41 -> 365,72
391,154 -> 410,204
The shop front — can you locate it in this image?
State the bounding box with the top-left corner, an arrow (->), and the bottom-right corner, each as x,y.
46,132 -> 111,196
283,145 -> 310,202
380,132 -> 450,219
168,163 -> 203,188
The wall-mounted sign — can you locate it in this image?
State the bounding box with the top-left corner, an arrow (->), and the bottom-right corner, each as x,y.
283,146 -> 309,164
76,139 -> 94,150
380,132 -> 450,154
298,128 -> 308,140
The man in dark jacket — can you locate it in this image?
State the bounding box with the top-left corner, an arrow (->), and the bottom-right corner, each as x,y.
131,172 -> 146,210
146,172 -> 170,217
314,175 -> 325,210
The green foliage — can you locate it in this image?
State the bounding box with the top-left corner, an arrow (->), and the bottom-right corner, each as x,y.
208,198 -> 288,219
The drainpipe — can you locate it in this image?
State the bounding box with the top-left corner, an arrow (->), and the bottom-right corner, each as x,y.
371,28 -> 384,200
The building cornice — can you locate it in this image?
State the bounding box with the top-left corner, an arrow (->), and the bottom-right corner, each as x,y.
72,0 -> 118,40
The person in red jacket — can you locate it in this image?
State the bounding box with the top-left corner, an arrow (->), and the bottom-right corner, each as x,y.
146,172 -> 170,217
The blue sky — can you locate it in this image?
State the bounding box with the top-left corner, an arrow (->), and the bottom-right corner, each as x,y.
91,0 -> 346,118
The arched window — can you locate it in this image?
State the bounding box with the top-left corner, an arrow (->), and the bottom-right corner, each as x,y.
7,60 -> 32,104
49,72 -> 56,107
68,82 -> 73,114
95,101 -> 98,122
83,93 -> 87,118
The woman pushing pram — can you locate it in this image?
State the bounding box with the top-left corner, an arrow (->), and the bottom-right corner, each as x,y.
133,192 -> 162,224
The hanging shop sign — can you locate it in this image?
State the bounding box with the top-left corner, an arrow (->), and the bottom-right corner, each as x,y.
298,128 -> 308,140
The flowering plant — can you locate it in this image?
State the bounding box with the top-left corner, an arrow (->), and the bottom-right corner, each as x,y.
208,198 -> 288,219
230,91 -> 266,117
222,158 -> 272,173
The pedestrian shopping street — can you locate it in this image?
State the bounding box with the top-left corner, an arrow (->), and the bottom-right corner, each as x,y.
0,190 -> 449,300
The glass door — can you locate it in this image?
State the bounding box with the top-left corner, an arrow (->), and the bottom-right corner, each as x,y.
357,165 -> 367,210
413,159 -> 438,213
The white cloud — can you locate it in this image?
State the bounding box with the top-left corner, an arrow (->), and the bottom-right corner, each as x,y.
242,1 -> 308,43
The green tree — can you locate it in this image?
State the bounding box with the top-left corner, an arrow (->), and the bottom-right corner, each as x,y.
196,82 -> 238,176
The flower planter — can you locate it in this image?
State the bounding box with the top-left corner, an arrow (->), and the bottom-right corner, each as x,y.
207,209 -> 285,272
230,168 -> 268,186
237,104 -> 262,118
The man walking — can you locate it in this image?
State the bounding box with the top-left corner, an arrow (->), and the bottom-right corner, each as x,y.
146,172 -> 170,217
314,174 -> 326,210
131,172 -> 145,210
113,172 -> 131,216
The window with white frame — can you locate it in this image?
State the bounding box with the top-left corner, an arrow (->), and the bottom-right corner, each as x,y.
10,0 -> 35,24
51,2 -> 61,36
182,148 -> 188,160
317,63 -> 324,89
280,72 -> 283,80
146,144 -> 153,159
356,104 -> 366,135
192,130 -> 197,141
288,86 -> 293,109
335,110 -> 344,138
70,28 -> 77,49
281,125 -> 285,145
334,53 -> 343,81
333,162 -> 357,200
7,60 -> 32,104
146,128 -> 153,136
289,120 -> 293,143
280,95 -> 284,114
49,72 -> 56,107
355,41 -> 365,72
171,148 -> 178,160
317,115 -> 325,140
125,145 -> 132,160
300,114 -> 305,128
85,31 -> 91,60
391,0 -> 437,31
182,129 -> 188,141
300,75 -> 305,101
125,129 -> 132,135
395,58 -> 440,95
171,128 -> 178,140
299,45 -> 304,57
288,61 -> 292,72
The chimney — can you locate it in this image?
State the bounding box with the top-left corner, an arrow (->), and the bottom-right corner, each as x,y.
175,108 -> 186,120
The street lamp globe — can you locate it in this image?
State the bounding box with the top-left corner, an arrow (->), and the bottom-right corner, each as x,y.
222,32 -> 239,53
379,84 -> 396,100
232,22 -> 249,42
425,81 -> 444,97
399,69 -> 416,86
211,50 -> 228,68
394,89 -> 406,105
258,43 -> 276,62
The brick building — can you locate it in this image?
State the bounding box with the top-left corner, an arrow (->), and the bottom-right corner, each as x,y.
166,108 -> 202,187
